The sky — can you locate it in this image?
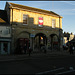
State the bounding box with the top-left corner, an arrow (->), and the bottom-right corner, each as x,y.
0,1 -> 75,34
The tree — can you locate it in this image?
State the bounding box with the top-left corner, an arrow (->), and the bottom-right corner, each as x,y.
71,32 -> 73,35
64,32 -> 66,34
67,32 -> 70,35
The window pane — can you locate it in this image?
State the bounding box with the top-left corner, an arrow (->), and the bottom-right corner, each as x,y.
23,15 -> 28,25
3,42 -> 8,52
52,19 -> 55,28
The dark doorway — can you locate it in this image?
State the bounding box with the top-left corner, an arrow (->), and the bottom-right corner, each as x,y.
50,34 -> 59,50
34,33 -> 47,50
16,38 -> 30,54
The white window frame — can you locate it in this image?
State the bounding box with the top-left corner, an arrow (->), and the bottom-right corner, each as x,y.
52,19 -> 56,28
23,14 -> 28,25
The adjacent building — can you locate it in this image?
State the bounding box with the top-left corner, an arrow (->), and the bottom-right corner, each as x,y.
63,32 -> 75,46
0,10 -> 11,54
0,2 -> 63,54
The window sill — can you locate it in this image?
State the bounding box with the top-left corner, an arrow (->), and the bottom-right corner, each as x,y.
23,24 -> 28,25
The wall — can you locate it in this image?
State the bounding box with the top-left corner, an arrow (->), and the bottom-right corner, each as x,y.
5,2 -> 10,23
10,8 -> 62,29
63,37 -> 68,45
0,26 -> 11,37
69,34 -> 74,41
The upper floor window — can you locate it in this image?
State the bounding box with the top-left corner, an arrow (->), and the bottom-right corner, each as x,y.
23,14 -> 28,25
52,19 -> 56,28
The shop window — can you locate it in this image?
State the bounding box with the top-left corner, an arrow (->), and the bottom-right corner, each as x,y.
23,14 -> 28,25
52,19 -> 56,28
2,29 -> 9,35
3,42 -> 8,52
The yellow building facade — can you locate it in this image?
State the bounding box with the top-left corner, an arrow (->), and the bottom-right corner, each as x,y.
5,2 -> 63,54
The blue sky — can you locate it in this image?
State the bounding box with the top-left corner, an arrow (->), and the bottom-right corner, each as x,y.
0,1 -> 75,34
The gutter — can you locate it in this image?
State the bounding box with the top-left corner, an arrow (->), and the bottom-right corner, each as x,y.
50,11 -> 63,18
9,6 -> 62,18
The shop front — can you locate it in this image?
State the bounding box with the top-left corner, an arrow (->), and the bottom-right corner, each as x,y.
0,38 -> 11,54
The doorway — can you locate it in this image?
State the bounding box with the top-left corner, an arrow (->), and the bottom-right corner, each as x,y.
17,38 -> 30,54
0,42 -> 10,54
50,34 -> 59,50
34,33 -> 47,50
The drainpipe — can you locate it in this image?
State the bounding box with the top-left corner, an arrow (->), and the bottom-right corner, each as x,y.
59,16 -> 60,51
11,8 -> 13,54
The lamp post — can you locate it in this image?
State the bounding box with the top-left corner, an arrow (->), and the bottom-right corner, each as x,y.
11,26 -> 15,54
11,24 -> 16,54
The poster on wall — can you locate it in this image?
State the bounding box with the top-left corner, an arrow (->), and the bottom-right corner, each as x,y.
38,17 -> 43,27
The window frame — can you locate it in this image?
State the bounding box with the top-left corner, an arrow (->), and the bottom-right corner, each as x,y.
52,19 -> 56,28
23,14 -> 28,25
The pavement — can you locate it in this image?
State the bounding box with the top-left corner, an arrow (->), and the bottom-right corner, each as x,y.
0,50 -> 74,62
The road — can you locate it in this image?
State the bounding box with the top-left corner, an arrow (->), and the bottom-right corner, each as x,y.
0,53 -> 75,74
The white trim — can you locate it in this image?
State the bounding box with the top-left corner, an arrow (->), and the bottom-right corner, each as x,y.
0,39 -> 11,41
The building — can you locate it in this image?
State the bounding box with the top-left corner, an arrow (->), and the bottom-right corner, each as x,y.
63,32 -> 75,46
0,10 -> 11,54
68,36 -> 75,46
4,2 -> 63,54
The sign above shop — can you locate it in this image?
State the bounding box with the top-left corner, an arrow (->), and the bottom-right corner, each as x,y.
38,17 -> 43,27
30,34 -> 35,37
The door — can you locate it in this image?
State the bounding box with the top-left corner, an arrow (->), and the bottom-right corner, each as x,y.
1,42 -> 10,54
17,38 -> 30,54
24,38 -> 30,51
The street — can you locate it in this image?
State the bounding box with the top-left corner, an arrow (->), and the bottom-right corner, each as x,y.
0,53 -> 75,74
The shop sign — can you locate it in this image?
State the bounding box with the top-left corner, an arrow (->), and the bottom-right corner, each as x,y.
30,34 -> 35,37
38,17 -> 43,27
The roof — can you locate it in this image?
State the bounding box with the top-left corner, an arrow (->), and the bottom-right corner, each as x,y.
0,18 -> 6,23
8,2 -> 62,18
0,10 -> 9,25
